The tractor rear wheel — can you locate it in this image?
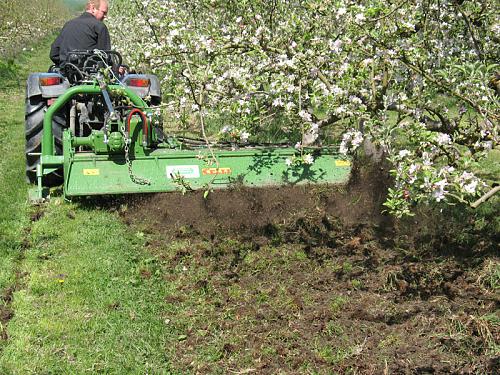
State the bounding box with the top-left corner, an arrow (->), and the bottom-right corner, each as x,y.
25,95 -> 66,186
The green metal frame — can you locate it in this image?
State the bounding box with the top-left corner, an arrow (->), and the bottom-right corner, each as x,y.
30,83 -> 351,201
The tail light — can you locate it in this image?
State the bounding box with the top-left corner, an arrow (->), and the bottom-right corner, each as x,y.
129,78 -> 150,87
39,76 -> 61,86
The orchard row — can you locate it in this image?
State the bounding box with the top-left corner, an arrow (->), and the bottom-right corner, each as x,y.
0,0 -> 69,58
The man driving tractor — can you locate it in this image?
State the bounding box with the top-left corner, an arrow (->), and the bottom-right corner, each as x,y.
50,0 -> 111,66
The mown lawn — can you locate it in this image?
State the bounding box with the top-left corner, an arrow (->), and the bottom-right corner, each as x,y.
0,39 -> 173,374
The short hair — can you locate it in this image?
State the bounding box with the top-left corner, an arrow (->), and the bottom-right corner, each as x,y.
86,0 -> 107,10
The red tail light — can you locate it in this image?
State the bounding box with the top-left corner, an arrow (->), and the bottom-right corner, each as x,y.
39,76 -> 61,86
129,78 -> 150,87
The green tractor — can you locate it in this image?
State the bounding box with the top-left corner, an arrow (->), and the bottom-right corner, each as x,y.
26,50 -> 351,202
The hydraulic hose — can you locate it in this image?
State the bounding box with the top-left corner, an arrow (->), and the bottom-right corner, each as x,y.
126,108 -> 149,147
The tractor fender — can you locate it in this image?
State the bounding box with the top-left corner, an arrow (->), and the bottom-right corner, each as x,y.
26,73 -> 70,99
122,74 -> 162,105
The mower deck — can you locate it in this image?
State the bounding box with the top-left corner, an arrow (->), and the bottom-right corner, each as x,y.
62,145 -> 350,197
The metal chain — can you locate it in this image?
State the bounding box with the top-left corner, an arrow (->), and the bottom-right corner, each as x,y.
120,123 -> 151,185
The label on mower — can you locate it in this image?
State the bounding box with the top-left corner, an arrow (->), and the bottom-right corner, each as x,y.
166,165 -> 200,179
83,169 -> 100,176
335,160 -> 351,167
202,168 -> 232,176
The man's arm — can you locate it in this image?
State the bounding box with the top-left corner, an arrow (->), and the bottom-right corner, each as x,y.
96,24 -> 111,51
50,34 -> 62,64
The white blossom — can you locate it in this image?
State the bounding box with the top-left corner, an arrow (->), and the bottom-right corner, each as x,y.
456,171 -> 482,195
240,131 -> 250,143
272,97 -> 284,107
432,179 -> 448,202
409,164 -> 419,175
330,85 -> 344,96
355,13 -> 366,24
337,7 -> 347,17
335,105 -> 347,115
329,39 -> 343,53
349,95 -> 362,105
340,130 -> 364,155
463,180 -> 478,194
298,110 -> 312,122
105,0 -> 499,216
303,154 -> 314,164
361,58 -> 373,67
438,165 -> 455,176
398,149 -> 411,158
422,152 -> 432,167
435,133 -> 451,145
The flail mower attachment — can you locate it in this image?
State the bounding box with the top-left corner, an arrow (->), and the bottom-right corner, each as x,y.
26,52 -> 351,202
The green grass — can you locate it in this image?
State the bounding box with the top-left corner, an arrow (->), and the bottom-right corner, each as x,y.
1,205 -> 171,373
476,148 -> 500,183
0,47 -> 32,295
0,38 -> 173,374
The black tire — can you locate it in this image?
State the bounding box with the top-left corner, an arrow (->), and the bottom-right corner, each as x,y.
25,95 -> 66,186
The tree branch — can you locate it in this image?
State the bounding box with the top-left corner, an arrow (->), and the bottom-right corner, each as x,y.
453,2 -> 484,61
398,55 -> 498,123
133,0 -> 160,46
367,0 -> 410,23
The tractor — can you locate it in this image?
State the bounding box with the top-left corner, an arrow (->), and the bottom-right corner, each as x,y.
25,50 -> 351,202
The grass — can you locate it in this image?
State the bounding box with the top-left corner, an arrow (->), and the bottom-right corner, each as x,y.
316,345 -> 353,365
0,45 -> 32,300
476,148 -> 500,184
329,295 -> 348,315
0,38 -> 173,374
0,60 -> 20,84
477,259 -> 500,292
2,205 -> 171,373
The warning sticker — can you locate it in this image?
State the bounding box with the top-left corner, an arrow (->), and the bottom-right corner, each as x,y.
166,165 -> 200,179
335,160 -> 351,167
202,168 -> 232,175
83,169 -> 100,176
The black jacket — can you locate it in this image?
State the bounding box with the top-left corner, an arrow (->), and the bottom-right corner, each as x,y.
50,12 -> 111,65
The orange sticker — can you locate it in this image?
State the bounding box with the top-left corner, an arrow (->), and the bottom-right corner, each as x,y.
202,167 -> 232,175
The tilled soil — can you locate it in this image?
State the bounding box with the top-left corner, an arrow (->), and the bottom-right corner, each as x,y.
118,161 -> 499,374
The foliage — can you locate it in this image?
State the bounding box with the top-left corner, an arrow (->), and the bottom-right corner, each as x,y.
62,0 -> 87,12
0,0 -> 69,59
107,0 -> 499,216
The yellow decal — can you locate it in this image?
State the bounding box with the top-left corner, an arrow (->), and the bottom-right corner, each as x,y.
83,169 -> 100,176
335,160 -> 351,167
202,167 -> 232,175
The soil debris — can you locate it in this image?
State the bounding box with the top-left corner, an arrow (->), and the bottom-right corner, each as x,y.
115,160 -> 499,373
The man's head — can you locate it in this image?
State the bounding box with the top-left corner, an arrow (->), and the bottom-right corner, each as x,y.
86,0 -> 108,21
